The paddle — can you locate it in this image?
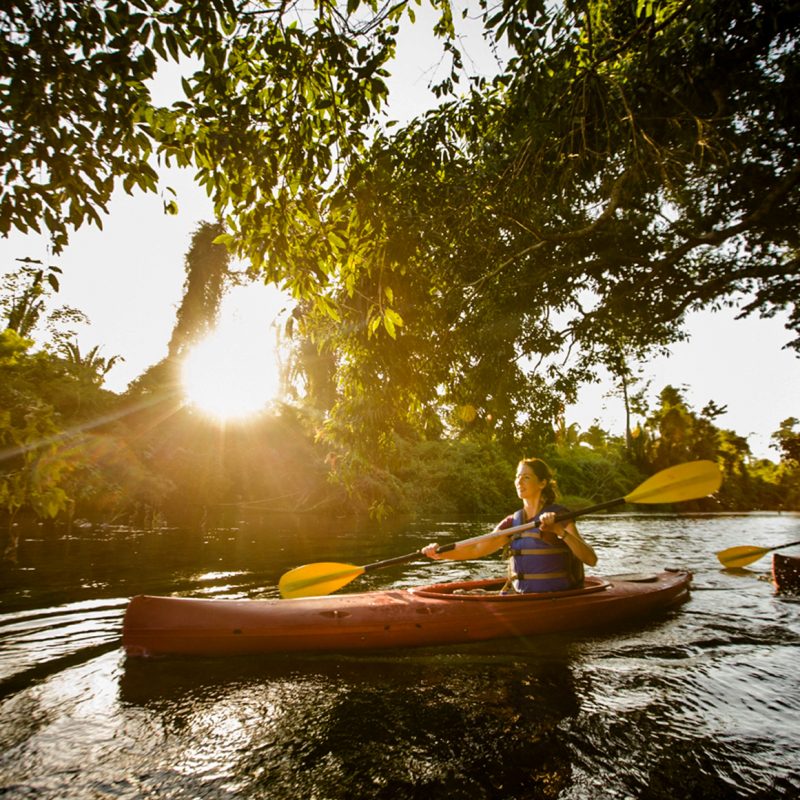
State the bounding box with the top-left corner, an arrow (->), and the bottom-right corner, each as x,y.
278,460 -> 722,599
716,539 -> 800,569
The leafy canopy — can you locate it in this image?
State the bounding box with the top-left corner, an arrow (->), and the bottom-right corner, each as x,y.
2,0 -> 798,463
0,0 -> 416,252
285,0 -> 800,457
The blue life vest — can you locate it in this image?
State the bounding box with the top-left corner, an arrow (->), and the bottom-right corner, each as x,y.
505,505 -> 584,593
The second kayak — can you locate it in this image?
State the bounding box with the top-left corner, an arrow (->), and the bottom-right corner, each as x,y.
773,553 -> 800,593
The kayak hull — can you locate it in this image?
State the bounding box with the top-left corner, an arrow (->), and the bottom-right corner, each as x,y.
772,553 -> 800,593
122,569 -> 692,657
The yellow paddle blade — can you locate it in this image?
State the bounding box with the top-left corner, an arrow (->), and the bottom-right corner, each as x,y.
624,460 -> 721,504
279,562 -> 365,599
716,545 -> 770,569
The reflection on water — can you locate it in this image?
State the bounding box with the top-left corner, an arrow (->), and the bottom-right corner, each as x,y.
116,651 -> 582,799
1,512 -> 799,798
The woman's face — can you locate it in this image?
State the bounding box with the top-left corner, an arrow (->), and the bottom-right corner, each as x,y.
515,464 -> 546,499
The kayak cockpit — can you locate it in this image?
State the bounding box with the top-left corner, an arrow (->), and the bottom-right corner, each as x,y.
411,576 -> 611,601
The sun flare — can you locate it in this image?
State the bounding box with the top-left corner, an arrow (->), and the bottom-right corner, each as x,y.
181,284 -> 286,421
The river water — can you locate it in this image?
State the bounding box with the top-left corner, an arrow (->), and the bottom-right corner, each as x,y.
1,512 -> 799,799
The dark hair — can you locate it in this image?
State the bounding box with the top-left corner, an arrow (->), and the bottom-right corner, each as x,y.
519,457 -> 558,506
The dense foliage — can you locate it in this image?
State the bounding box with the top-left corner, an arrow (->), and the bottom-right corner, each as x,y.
1,0 -> 405,255
289,0 -> 800,468
2,244 -> 798,551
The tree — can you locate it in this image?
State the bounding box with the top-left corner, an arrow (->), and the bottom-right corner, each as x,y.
167,220 -> 231,358
638,385 -> 720,471
772,417 -> 800,465
1,258 -> 62,337
2,258 -> 94,354
128,219 -> 232,396
596,339 -> 656,451
59,341 -> 123,387
0,329 -> 71,557
0,260 -> 141,545
283,0 -> 799,464
5,1 -> 799,476
770,418 -> 800,509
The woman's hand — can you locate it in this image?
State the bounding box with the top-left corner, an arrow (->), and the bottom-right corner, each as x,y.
538,511 -> 557,530
539,512 -> 596,566
421,542 -> 443,560
538,511 -> 564,546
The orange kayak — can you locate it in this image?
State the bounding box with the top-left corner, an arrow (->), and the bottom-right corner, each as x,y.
122,569 -> 692,657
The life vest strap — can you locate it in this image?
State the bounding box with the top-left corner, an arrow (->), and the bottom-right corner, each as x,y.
514,570 -> 569,580
515,547 -> 564,556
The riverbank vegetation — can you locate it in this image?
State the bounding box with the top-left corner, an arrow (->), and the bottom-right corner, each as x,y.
2,250 -> 798,546
2,0 -> 799,553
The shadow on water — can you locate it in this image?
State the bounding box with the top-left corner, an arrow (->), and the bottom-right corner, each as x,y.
118,642 -> 584,800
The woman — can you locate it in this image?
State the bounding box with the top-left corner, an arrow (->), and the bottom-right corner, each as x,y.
422,458 -> 597,593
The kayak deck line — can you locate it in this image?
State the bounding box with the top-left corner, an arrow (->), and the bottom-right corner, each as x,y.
122,569 -> 692,658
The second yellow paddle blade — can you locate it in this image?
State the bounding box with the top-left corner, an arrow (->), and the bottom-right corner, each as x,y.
625,460 -> 722,505
716,545 -> 768,569
279,562 -> 365,599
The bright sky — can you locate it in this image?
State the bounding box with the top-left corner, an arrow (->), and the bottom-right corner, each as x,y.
1,8 -> 797,459
564,311 -> 798,461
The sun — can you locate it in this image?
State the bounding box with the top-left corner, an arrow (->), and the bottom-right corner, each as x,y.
181,284 -> 287,421
182,333 -> 280,420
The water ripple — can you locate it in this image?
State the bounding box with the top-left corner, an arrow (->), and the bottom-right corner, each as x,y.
0,599 -> 125,697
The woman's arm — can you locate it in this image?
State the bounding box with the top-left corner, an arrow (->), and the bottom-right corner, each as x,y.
421,518 -> 513,561
539,513 -> 598,567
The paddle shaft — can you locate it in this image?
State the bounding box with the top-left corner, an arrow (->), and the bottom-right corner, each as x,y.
434,497 -> 622,555
280,507 -> 600,596
767,539 -> 800,554
359,497 -> 627,572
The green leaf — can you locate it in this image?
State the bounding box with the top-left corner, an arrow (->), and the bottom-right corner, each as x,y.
221,14 -> 237,36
